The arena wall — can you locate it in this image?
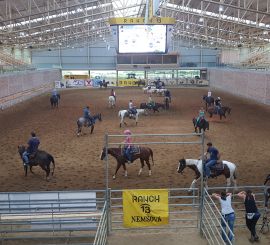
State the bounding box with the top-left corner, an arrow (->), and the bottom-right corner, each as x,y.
0,69 -> 61,109
208,68 -> 270,105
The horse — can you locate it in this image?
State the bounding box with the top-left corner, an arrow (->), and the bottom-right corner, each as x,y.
207,106 -> 227,120
118,109 -> 146,128
77,113 -> 102,136
18,145 -> 55,180
135,80 -> 146,87
50,94 -> 60,108
108,96 -> 116,108
139,103 -> 165,113
203,95 -> 214,110
192,118 -> 209,133
100,147 -> 154,179
222,106 -> 232,116
177,158 -> 237,192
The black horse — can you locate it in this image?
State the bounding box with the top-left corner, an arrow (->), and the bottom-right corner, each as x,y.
203,95 -> 214,110
50,94 -> 60,108
140,102 -> 165,113
164,97 -> 170,110
207,106 -> 231,120
77,113 -> 102,136
192,118 -> 209,133
100,147 -> 154,179
18,145 -> 55,180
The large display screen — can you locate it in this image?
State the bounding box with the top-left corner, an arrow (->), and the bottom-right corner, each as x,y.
118,25 -> 167,53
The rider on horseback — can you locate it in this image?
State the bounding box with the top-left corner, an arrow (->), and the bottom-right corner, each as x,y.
83,106 -> 94,126
147,95 -> 155,108
128,100 -> 137,119
22,132 -> 40,166
204,142 -> 220,178
196,107 -> 205,127
164,89 -> 171,103
123,129 -> 132,164
110,89 -> 116,101
215,97 -> 222,114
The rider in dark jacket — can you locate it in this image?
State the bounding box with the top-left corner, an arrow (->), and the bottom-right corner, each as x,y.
22,132 -> 40,165
83,106 -> 94,126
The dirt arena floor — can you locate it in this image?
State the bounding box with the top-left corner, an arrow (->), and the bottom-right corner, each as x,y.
0,87 -> 270,192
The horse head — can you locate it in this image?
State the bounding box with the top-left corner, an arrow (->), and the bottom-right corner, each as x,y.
177,159 -> 186,174
100,148 -> 106,160
18,145 -> 26,157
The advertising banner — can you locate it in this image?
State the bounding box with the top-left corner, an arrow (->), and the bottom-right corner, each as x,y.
65,79 -> 85,88
123,189 -> 169,228
85,79 -> 93,87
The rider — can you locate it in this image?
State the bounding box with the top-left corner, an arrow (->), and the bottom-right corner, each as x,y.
22,132 -> 40,166
128,100 -> 137,118
83,106 -> 94,126
51,88 -> 58,97
204,142 -> 220,178
196,107 -> 205,127
164,89 -> 171,103
215,97 -> 222,114
147,94 -> 155,108
123,129 -> 132,164
110,89 -> 116,101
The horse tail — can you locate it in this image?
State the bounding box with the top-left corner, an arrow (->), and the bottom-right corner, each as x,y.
49,154 -> 55,176
149,148 -> 154,166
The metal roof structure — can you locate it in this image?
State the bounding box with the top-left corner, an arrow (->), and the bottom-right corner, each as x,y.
0,0 -> 269,50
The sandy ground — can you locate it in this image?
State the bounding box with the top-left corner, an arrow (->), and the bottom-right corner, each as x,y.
0,87 -> 270,244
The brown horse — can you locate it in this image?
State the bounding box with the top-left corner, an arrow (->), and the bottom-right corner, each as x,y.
18,145 -> 55,180
100,147 -> 154,179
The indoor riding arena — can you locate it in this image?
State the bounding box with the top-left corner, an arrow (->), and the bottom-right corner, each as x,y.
0,1 -> 270,245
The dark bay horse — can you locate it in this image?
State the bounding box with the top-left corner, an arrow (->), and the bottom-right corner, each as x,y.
50,94 -> 60,108
192,118 -> 209,133
177,158 -> 237,192
203,95 -> 214,110
18,145 -> 55,180
100,147 -> 154,179
139,103 -> 165,113
77,113 -> 102,136
207,106 -> 231,120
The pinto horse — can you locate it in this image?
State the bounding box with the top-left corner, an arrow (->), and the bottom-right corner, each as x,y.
18,145 -> 55,180
192,118 -> 209,133
203,95 -> 214,110
77,113 -> 102,136
100,147 -> 154,179
177,158 -> 237,192
50,94 -> 60,108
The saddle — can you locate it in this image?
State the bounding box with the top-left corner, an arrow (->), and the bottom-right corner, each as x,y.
121,146 -> 140,155
210,161 -> 224,176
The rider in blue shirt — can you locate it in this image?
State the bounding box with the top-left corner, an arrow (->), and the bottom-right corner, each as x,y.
205,142 -> 220,178
83,106 -> 94,126
22,132 -> 40,165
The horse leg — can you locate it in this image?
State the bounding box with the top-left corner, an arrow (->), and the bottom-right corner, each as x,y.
188,177 -> 200,192
24,165 -> 28,177
90,125 -> 94,134
30,166 -> 34,174
145,159 -> 151,176
138,159 -> 145,176
113,162 -> 122,179
226,178 -> 231,192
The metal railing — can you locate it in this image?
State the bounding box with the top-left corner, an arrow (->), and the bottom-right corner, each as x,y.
0,190 -> 106,244
93,201 -> 108,245
202,188 -> 234,245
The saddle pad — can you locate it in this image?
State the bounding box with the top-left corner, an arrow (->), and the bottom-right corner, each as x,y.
130,146 -> 140,154
210,162 -> 224,171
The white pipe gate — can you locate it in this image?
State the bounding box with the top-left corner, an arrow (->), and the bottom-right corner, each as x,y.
103,132 -> 205,233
